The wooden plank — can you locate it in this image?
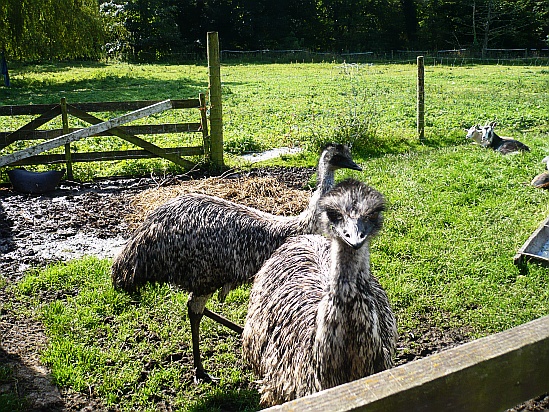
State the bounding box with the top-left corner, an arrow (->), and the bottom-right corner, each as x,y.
0,103 -> 58,116
3,105 -> 62,146
208,32 -> 224,167
71,99 -> 200,112
0,100 -> 173,167
0,99 -> 200,116
66,104 -> 194,169
199,93 -> 210,161
0,123 -> 203,144
9,147 -> 204,165
263,315 -> 549,412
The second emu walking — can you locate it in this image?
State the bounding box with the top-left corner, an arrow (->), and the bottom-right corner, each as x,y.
243,179 -> 397,406
111,144 -> 360,382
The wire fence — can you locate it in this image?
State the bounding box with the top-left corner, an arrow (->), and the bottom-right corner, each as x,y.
216,48 -> 549,65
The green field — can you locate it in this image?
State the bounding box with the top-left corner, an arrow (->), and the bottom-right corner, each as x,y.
2,62 -> 549,411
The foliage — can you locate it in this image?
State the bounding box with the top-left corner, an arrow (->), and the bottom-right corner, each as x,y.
0,0 -> 547,62
0,0 -> 105,61
17,257 -> 259,411
223,135 -> 264,155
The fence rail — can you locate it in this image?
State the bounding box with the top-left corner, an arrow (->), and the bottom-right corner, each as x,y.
0,96 -> 210,178
264,314 -> 549,412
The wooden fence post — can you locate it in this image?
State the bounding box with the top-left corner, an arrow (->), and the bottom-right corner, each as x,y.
417,56 -> 425,142
60,97 -> 73,180
199,93 -> 210,161
207,31 -> 224,168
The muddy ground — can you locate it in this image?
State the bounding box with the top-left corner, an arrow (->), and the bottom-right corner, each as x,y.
0,167 -> 547,411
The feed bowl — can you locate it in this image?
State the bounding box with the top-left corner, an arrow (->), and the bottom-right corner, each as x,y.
7,168 -> 65,194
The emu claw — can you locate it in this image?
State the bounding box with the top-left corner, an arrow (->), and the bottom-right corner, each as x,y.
194,368 -> 220,384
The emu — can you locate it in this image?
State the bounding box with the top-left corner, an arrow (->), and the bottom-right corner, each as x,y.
242,179 -> 397,406
111,144 -> 361,382
481,122 -> 530,154
531,156 -> 549,189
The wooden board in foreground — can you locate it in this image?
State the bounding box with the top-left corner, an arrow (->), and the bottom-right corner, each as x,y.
264,315 -> 549,412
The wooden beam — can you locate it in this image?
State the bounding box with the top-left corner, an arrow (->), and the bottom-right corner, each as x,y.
66,104 -> 194,169
0,100 -> 173,167
0,103 -> 58,116
0,99 -> 200,116
0,123 -> 203,145
417,55 -> 425,142
263,315 -> 549,412
9,147 -> 204,166
208,31 -> 224,168
3,105 -> 62,146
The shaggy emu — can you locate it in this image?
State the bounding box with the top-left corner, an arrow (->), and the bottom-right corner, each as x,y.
531,156 -> 549,188
111,144 -> 361,382
242,179 -> 397,406
481,122 -> 530,154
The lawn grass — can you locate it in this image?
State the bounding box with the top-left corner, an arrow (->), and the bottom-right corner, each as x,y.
3,61 -> 549,410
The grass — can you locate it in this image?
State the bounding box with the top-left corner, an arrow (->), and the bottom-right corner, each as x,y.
3,61 -> 549,410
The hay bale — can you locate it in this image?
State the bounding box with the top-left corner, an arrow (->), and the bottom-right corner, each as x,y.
127,176 -> 311,230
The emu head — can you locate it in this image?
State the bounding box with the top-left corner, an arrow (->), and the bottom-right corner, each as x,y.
319,179 -> 385,250
320,143 -> 362,172
465,125 -> 483,144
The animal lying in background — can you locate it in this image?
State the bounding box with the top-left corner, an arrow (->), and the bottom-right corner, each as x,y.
465,125 -> 485,146
242,179 -> 397,406
111,143 -> 361,383
531,156 -> 549,188
481,122 -> 530,155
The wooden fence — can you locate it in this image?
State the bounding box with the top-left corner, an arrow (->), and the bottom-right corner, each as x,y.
0,96 -> 210,179
264,314 -> 549,412
0,32 -> 224,178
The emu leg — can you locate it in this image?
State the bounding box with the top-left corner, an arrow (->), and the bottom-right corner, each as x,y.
188,295 -> 218,384
203,308 -> 244,335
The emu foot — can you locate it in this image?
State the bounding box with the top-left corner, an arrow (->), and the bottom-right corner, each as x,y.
194,368 -> 220,385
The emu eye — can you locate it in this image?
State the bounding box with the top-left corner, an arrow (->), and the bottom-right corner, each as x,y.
327,210 -> 342,223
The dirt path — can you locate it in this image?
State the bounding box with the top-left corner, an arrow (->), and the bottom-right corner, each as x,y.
0,169 -> 547,411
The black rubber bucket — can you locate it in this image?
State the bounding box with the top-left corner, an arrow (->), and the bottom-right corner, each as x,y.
7,169 -> 65,194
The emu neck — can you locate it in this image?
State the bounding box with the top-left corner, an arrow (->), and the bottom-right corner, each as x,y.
329,238 -> 370,297
297,161 -> 336,233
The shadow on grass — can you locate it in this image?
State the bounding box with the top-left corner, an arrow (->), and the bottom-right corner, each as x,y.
0,347 -> 51,412
187,388 -> 261,412
3,74 -> 208,105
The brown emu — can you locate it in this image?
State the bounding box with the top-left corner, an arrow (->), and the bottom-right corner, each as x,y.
242,179 -> 397,406
111,144 -> 361,382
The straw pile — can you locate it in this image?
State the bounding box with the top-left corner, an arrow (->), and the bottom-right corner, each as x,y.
127,176 -> 312,230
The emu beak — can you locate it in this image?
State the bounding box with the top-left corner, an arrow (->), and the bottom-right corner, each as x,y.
337,217 -> 368,250
330,154 -> 362,171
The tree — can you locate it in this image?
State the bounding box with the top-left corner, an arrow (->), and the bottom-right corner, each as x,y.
0,0 -> 105,61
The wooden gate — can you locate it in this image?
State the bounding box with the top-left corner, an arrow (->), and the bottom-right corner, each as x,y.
0,96 -> 210,179
0,32 -> 224,178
